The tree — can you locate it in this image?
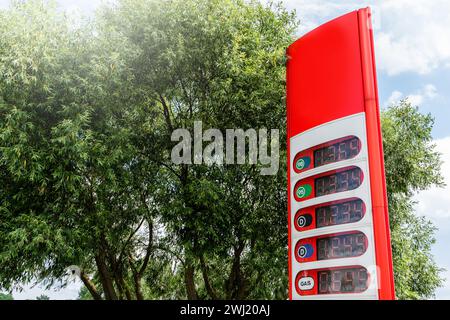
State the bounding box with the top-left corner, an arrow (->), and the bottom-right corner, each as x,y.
98,0 -> 296,299
36,294 -> 50,300
381,100 -> 444,299
0,0 -> 165,300
0,292 -> 14,300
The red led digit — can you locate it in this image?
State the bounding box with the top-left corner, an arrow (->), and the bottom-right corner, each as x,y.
329,174 -> 337,194
350,138 -> 359,157
316,178 -> 325,196
318,238 -> 328,260
342,270 -> 355,292
327,145 -> 336,164
352,200 -> 363,220
344,234 -> 352,256
315,148 -> 324,168
355,234 -> 366,255
317,207 -> 327,227
338,142 -> 347,161
357,268 -> 368,291
319,272 -> 329,294
341,202 -> 351,224
331,237 -> 340,259
339,171 -> 349,192
331,270 -> 341,293
330,205 -> 338,225
350,168 -> 361,189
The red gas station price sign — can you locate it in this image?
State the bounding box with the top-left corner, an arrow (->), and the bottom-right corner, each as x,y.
287,8 -> 395,300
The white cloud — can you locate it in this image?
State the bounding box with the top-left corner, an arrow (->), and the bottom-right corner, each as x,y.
376,0 -> 450,75
283,0 -> 450,76
385,84 -> 438,106
386,90 -> 403,105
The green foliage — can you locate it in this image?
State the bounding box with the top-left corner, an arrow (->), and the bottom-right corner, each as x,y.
36,294 -> 50,300
381,100 -> 444,299
0,292 -> 14,300
95,0 -> 296,300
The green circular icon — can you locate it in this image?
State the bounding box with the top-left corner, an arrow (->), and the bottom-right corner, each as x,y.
296,184 -> 312,199
295,156 -> 310,171
296,158 -> 305,170
297,187 -> 305,197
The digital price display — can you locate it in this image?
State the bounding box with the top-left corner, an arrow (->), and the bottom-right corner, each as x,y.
315,167 -> 362,197
295,231 -> 368,263
294,198 -> 366,232
295,266 -> 370,295
316,199 -> 365,228
293,166 -> 364,202
318,267 -> 369,294
314,136 -> 360,167
293,136 -> 361,173
317,232 -> 367,260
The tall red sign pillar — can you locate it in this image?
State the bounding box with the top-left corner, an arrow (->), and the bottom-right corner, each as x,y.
287,8 -> 395,300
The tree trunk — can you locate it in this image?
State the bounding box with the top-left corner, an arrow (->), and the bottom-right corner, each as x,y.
226,243 -> 246,300
80,271 -> 102,300
95,254 -> 118,300
199,254 -> 218,299
120,276 -> 133,300
184,262 -> 198,300
133,272 -> 144,300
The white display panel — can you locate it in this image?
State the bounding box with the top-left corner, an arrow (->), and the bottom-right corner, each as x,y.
290,113 -> 379,300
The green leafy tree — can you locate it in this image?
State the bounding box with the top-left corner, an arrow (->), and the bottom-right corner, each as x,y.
36,294 -> 50,300
0,292 -> 14,300
0,0 -> 166,300
381,100 -> 444,299
98,0 -> 296,299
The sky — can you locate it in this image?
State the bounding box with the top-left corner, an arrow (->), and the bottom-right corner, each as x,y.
1,0 -> 450,300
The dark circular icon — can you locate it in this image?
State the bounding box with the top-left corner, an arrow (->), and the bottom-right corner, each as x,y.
296,214 -> 312,228
297,216 -> 306,227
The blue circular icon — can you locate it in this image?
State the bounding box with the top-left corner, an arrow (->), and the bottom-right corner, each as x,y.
298,243 -> 314,259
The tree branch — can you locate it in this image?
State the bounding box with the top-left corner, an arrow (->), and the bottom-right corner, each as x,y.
80,271 -> 103,300
138,220 -> 153,276
159,93 -> 173,132
199,254 -> 218,299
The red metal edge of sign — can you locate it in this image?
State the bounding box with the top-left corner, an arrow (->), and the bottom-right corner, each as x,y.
286,7 -> 395,300
358,7 -> 396,300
